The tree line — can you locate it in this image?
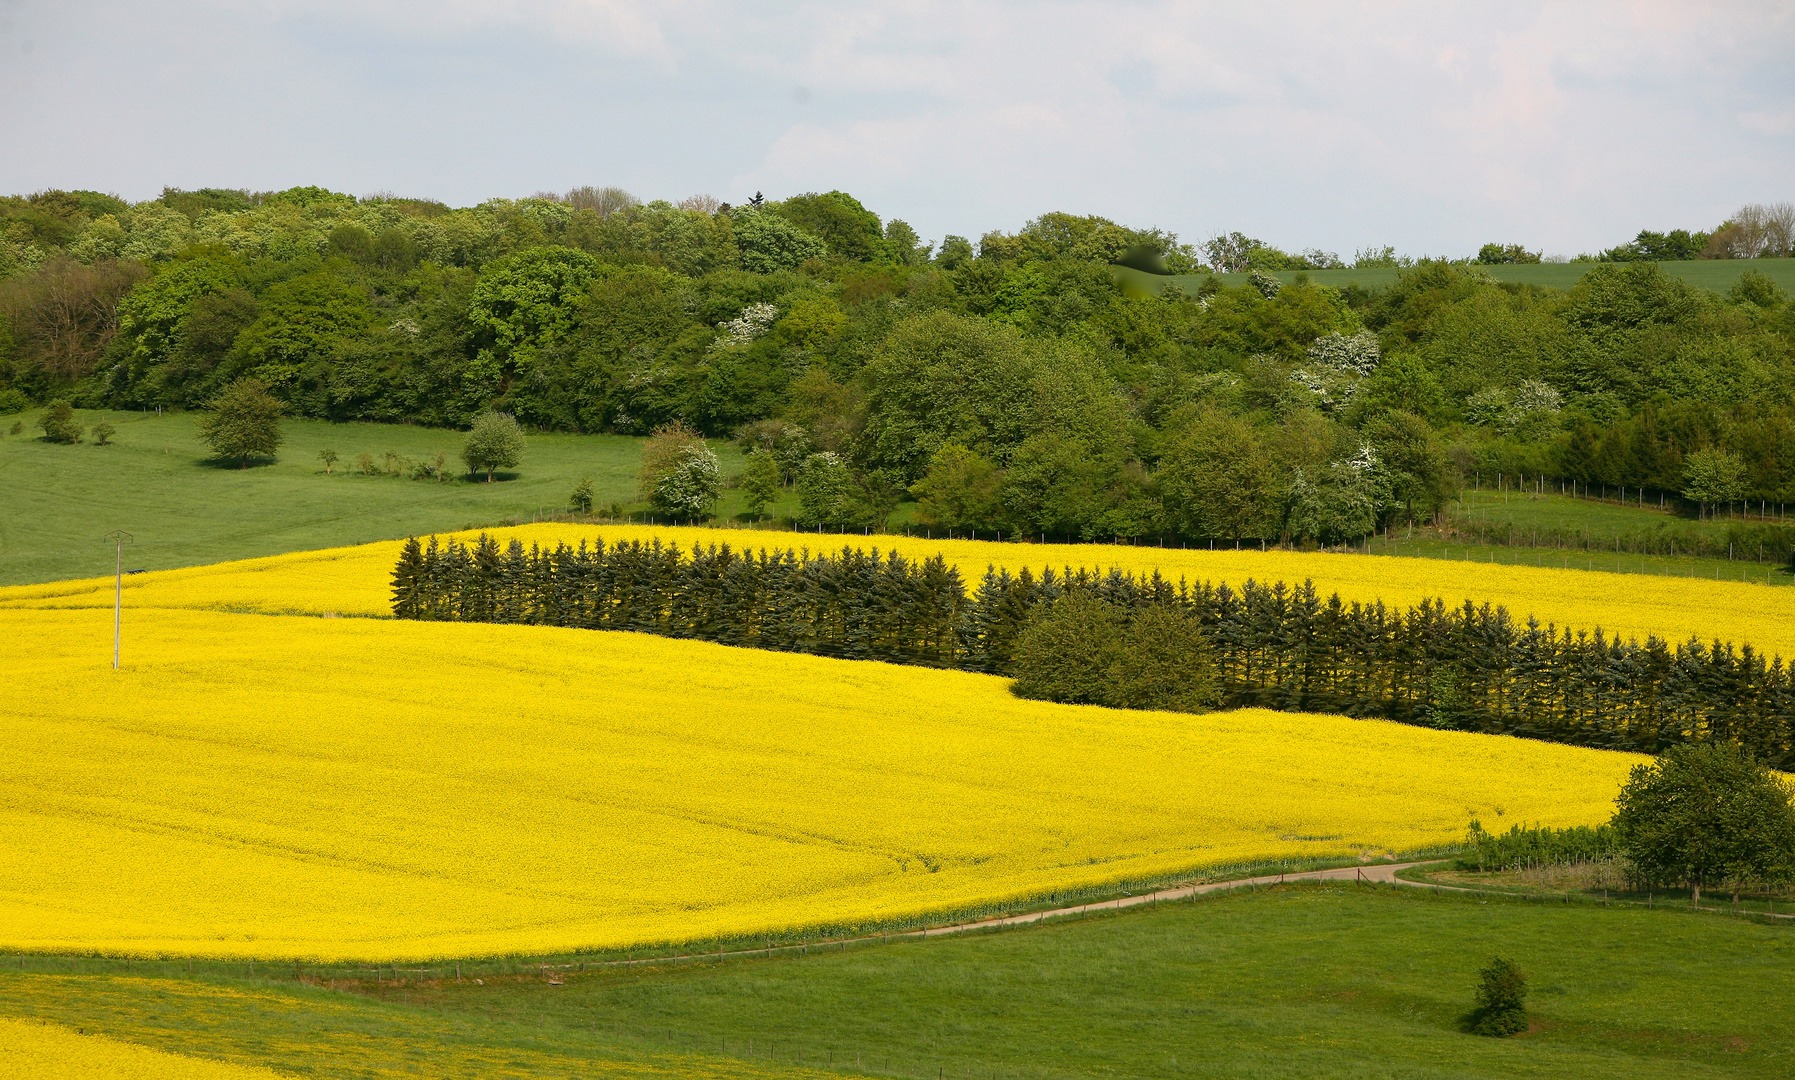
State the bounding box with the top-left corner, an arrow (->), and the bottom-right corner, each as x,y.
5,184 -> 1795,543
392,536 -> 1795,766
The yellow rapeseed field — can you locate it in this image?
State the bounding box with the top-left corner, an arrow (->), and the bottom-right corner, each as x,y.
0,1015 -> 286,1079
4,522 -> 1786,658
1,599 -> 1641,961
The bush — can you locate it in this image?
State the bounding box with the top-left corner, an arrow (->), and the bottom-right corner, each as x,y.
1468,957 -> 1528,1036
90,421 -> 115,446
0,388 -> 29,414
1011,593 -> 1219,713
461,410 -> 524,482
38,399 -> 81,443
318,448 -> 339,474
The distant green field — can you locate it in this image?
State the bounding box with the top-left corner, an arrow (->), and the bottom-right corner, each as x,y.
0,409 -> 774,586
1115,256 -> 1795,296
2,884 -> 1790,1080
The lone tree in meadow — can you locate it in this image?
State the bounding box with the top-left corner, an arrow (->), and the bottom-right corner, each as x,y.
198,377 -> 284,467
1467,957 -> 1529,1036
460,410 -> 524,482
1612,741 -> 1795,906
1681,447 -> 1747,519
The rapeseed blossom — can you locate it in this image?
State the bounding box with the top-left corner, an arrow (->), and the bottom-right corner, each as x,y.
1,600 -> 1639,961
4,523 -> 1782,659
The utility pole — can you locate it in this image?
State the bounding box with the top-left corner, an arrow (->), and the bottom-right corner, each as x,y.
104,530 -> 133,669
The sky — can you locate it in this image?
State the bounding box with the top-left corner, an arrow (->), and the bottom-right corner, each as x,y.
2,1 -> 1793,260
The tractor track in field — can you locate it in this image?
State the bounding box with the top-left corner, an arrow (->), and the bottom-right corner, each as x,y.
585,862 -> 1438,972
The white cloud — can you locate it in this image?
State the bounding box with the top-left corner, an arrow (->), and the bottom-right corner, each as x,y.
1,0 -> 1791,256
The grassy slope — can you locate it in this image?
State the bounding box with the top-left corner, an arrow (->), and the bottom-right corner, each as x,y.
0,409 -> 768,585
3,885 -> 1790,1080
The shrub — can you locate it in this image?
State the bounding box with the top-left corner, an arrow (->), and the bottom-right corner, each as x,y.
90,421 -> 115,446
318,448 -> 339,474
1468,957 -> 1528,1037
39,399 -> 81,443
354,452 -> 376,475
461,410 -> 524,482
0,388 -> 29,414
8,420 -> 22,435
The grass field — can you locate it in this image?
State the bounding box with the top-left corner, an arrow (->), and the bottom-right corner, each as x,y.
3,884 -> 1791,1079
0,408 -> 773,586
1116,256 -> 1795,296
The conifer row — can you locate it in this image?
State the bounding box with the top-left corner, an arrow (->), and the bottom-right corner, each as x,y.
392,535 -> 1795,767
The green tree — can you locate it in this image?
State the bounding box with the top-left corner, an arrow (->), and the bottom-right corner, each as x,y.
1009,592 -> 1127,706
90,420 -> 115,445
740,450 -> 782,519
1108,605 -> 1220,713
460,410 -> 524,482
38,399 -> 81,443
637,421 -> 709,502
910,443 -> 1003,531
569,477 -> 594,514
732,210 -> 827,273
1612,741 -> 1795,906
1370,411 -> 1456,524
1475,243 -> 1541,264
197,377 -> 283,467
794,451 -> 857,527
1468,958 -> 1529,1036
1157,412 -> 1279,539
773,191 -> 882,262
1011,595 -> 1218,713
467,246 -> 604,376
1681,446 -> 1747,518
318,448 -> 339,474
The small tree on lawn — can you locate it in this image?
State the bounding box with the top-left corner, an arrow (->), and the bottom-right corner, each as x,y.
90,421 -> 115,446
1467,957 -> 1528,1036
39,399 -> 82,444
569,477 -> 595,514
460,410 -> 524,482
319,448 -> 339,474
198,378 -> 284,467
1612,741 -> 1795,906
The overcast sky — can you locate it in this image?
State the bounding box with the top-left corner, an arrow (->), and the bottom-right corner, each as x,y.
3,1 -> 1792,259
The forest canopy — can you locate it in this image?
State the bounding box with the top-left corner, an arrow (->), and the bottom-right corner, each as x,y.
3,185 -> 1794,542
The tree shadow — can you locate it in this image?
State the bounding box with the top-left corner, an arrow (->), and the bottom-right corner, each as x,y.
196,455 -> 280,470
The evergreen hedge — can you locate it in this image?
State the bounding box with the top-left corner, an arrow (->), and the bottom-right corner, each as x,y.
393,535 -> 1795,766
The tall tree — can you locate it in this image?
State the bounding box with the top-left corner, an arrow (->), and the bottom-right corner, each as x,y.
1613,741 -> 1795,906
